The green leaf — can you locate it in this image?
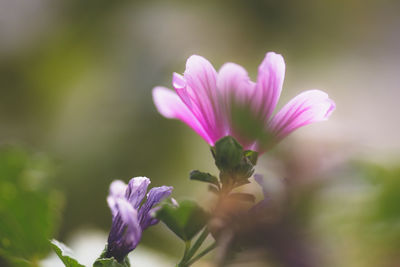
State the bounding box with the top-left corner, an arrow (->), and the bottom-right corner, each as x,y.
156,200 -> 209,241
93,257 -> 130,267
213,137 -> 243,172
50,239 -> 85,267
228,193 -> 256,203
190,170 -> 219,188
0,147 -> 62,264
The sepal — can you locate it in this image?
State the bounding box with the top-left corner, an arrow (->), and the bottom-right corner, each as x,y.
212,136 -> 259,188
93,257 -> 130,267
212,136 -> 243,172
93,245 -> 130,267
244,150 -> 258,166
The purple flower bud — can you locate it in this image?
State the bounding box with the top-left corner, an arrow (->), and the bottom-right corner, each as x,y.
105,177 -> 173,261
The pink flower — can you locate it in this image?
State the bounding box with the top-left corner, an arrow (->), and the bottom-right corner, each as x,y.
152,52 -> 335,153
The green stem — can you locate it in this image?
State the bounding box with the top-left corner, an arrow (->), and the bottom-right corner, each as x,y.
177,241 -> 191,267
185,227 -> 209,262
186,242 -> 217,266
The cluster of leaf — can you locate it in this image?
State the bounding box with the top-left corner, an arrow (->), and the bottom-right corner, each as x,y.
191,136 -> 258,199
156,136 -> 259,243
0,146 -> 62,267
152,136 -> 259,266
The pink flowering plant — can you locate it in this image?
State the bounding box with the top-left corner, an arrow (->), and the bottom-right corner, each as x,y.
153,52 -> 334,152
51,52 -> 334,267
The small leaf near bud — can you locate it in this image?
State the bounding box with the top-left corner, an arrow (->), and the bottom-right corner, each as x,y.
50,239 -> 86,267
156,200 -> 209,241
190,170 -> 220,189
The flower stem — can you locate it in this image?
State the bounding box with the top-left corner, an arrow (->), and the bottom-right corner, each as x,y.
185,227 -> 209,262
177,227 -> 212,267
186,242 -> 217,266
177,241 -> 191,267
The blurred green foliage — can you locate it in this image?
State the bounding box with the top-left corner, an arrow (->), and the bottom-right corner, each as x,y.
311,162 -> 400,267
0,147 -> 62,267
359,164 -> 400,265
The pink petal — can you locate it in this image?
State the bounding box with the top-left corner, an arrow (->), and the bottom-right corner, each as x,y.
269,90 -> 336,140
253,52 -> 285,121
217,63 -> 257,146
183,55 -> 223,141
172,72 -> 192,108
173,72 -> 221,143
152,86 -> 213,145
217,62 -> 254,104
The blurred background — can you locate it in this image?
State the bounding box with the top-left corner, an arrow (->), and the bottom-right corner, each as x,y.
0,0 -> 399,266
